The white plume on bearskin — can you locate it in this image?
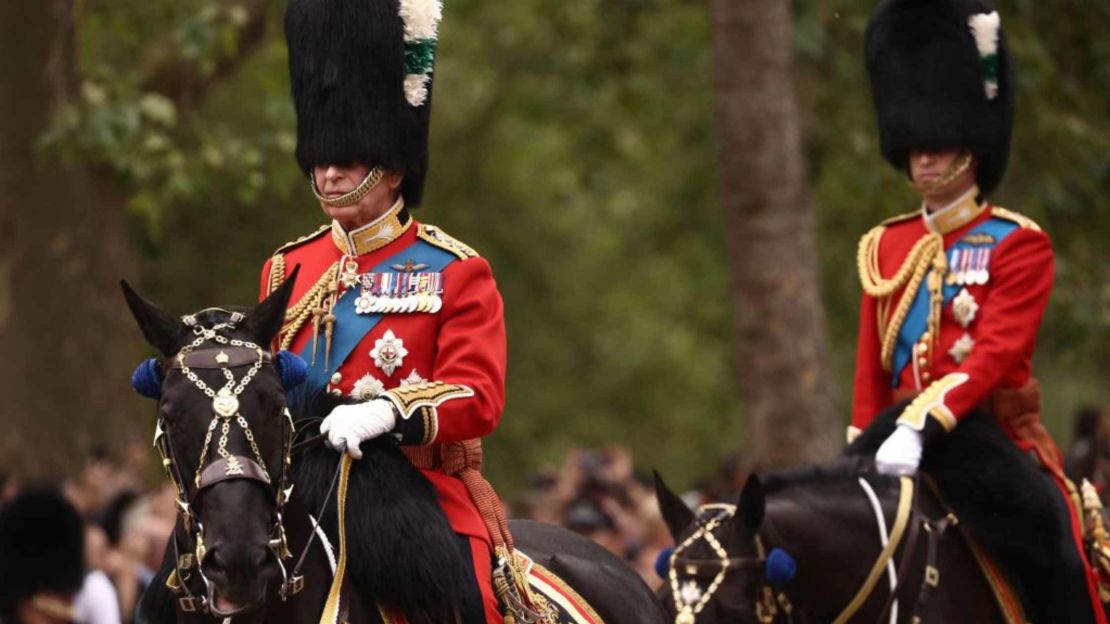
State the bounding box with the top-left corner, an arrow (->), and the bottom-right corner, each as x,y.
399,0 -> 442,40
399,0 -> 443,107
405,73 -> 432,108
968,11 -> 1001,99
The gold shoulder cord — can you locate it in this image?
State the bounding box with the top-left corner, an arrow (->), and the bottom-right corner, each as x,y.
857,227 -> 947,372
276,262 -> 340,352
268,253 -> 287,296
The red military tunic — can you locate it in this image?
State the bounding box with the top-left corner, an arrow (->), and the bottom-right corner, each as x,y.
851,187 -> 1052,436
259,200 -> 506,621
851,187 -> 1108,619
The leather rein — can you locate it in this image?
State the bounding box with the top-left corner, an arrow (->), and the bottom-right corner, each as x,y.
668,475 -> 959,624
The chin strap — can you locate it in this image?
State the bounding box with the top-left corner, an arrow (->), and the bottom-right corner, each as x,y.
909,150 -> 974,194
311,167 -> 385,208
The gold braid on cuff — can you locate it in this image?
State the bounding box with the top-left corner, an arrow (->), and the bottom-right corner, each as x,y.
896,373 -> 969,432
382,381 -> 475,421
311,166 -> 385,208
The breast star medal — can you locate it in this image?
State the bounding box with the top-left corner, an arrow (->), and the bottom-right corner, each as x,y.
951,288 -> 979,328
949,333 -> 975,363
400,369 -> 425,388
351,374 -> 385,400
370,330 -> 408,377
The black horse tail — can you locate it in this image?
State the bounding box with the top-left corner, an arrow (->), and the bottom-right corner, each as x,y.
292,388 -> 465,623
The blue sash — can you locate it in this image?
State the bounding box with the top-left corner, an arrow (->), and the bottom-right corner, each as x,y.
891,218 -> 1020,385
287,239 -> 459,412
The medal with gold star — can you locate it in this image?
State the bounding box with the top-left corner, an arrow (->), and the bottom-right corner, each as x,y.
951,288 -> 979,328
949,333 -> 975,363
370,330 -> 407,377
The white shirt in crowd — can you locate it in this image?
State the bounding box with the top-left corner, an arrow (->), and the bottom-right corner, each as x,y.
72,570 -> 121,624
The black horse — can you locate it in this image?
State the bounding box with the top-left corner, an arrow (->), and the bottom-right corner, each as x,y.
124,277 -> 665,624
654,403 -> 1098,623
654,461 -> 1003,624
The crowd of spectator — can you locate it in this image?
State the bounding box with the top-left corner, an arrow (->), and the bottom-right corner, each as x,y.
508,446 -> 747,589
0,440 -> 747,622
4,402 -> 1108,622
0,442 -> 177,624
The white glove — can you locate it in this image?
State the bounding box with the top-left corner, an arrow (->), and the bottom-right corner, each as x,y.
875,424 -> 924,476
320,400 -> 397,460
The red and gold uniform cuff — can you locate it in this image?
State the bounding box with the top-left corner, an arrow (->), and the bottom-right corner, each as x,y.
382,381 -> 474,446
896,373 -> 969,434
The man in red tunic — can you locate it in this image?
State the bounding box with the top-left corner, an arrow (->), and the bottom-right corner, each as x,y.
263,0 -> 506,621
852,1 -> 1107,621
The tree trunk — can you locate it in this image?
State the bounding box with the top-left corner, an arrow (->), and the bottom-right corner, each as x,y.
710,0 -> 841,468
0,0 -> 144,477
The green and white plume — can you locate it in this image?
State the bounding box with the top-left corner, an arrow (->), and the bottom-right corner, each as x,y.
400,0 -> 443,107
968,11 -> 1001,100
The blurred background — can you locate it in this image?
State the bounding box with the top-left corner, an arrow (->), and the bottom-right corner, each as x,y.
0,0 -> 1107,611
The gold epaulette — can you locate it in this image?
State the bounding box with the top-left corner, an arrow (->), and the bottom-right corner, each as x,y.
267,225 -> 330,295
417,224 -> 479,260
271,224 -> 330,257
991,207 -> 1042,232
881,210 -> 919,226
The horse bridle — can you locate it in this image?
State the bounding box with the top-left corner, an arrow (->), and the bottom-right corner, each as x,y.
668,504 -> 796,624
155,315 -> 304,616
668,477 -> 959,624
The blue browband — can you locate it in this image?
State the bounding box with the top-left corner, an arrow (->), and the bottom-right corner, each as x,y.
130,351 -> 307,400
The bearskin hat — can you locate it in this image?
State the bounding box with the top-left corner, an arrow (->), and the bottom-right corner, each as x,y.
866,0 -> 1015,195
285,0 -> 443,207
0,487 -> 86,620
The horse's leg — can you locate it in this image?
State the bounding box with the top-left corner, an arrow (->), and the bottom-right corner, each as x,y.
509,519 -> 668,624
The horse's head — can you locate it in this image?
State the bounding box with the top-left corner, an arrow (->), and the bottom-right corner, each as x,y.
122,272 -> 301,616
655,472 -> 794,624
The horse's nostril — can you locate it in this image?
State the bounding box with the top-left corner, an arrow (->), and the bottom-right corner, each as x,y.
203,544 -> 272,579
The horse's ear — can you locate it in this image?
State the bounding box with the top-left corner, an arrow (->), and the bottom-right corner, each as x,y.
120,280 -> 186,357
737,474 -> 765,533
243,266 -> 299,347
653,470 -> 695,539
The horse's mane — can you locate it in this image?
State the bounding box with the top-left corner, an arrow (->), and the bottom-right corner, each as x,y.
291,384 -> 467,623
759,456 -> 873,494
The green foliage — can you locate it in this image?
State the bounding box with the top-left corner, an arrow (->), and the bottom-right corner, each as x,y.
52,0 -> 1109,493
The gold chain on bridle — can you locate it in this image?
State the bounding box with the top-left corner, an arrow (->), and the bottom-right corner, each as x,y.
153,313 -> 305,615
175,321 -> 270,484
